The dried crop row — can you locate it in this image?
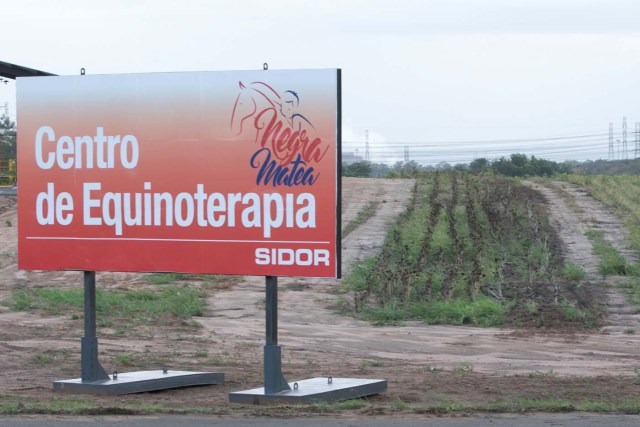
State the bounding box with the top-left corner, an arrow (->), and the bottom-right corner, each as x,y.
347,173 -> 601,327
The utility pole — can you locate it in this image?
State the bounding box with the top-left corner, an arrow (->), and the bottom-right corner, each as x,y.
636,122 -> 640,159
623,117 -> 628,160
364,130 -> 370,162
609,122 -> 614,160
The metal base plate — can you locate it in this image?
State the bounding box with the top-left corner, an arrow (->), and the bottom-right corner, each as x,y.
229,377 -> 387,404
54,370 -> 224,395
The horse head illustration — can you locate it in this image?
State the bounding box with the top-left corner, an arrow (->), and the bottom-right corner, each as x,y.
230,81 -> 281,136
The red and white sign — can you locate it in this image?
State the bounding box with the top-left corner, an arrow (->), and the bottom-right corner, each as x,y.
17,69 -> 341,278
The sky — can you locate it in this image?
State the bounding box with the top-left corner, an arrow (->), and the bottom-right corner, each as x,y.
1,0 -> 639,165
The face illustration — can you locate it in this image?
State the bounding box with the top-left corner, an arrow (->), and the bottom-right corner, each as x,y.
280,91 -> 299,119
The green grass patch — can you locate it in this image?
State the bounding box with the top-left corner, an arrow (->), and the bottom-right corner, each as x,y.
332,399 -> 369,410
618,278 -> 640,305
360,300 -> 408,325
31,399 -> 102,414
342,200 -> 380,237
145,272 -> 189,285
7,285 -> 206,326
208,350 -> 239,366
558,300 -> 588,322
0,397 -> 229,416
361,297 -> 509,326
194,349 -> 209,358
585,229 -> 636,276
412,298 -> 508,326
113,353 -> 137,366
359,357 -> 385,369
478,397 -> 573,412
1,394 -> 639,416
562,262 -> 587,281
145,273 -> 241,288
32,350 -> 69,365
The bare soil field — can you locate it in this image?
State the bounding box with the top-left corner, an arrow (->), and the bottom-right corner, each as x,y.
0,177 -> 639,416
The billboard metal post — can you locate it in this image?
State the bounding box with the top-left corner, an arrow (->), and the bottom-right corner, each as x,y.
230,273 -> 387,404
264,276 -> 291,394
54,271 -> 224,395
229,277 -> 387,404
80,271 -> 109,382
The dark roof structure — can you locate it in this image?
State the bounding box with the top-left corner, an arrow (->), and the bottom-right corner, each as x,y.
0,60 -> 56,79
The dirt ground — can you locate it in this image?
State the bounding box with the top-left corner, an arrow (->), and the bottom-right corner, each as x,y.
0,177 -> 639,415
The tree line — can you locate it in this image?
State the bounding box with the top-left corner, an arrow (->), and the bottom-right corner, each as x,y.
0,113 -> 16,162
343,153 -> 574,178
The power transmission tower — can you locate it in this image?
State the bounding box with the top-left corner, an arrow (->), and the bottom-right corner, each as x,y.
609,122 -> 614,160
2,102 -> 8,116
364,130 -> 370,162
404,146 -> 409,163
623,117 -> 628,160
636,122 -> 640,158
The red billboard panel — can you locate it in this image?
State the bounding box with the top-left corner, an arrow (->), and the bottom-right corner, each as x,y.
17,69 -> 341,278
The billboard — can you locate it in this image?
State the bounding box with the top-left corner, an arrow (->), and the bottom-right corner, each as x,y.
17,69 -> 341,278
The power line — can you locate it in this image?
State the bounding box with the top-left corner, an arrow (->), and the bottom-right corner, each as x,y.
343,133 -> 609,151
341,126 -> 640,165
609,122 -> 614,160
341,139 -> 616,166
364,129 -> 370,161
636,122 -> 640,159
343,147 -> 608,158
623,117 -> 628,160
343,138 -> 611,153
